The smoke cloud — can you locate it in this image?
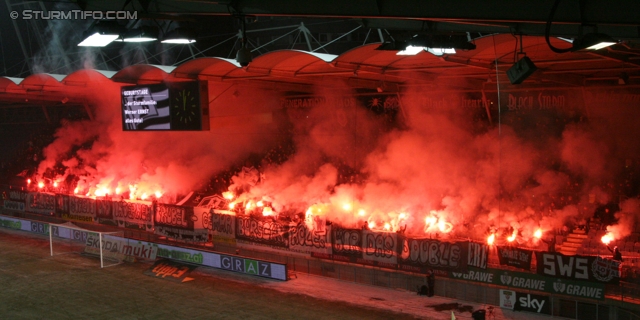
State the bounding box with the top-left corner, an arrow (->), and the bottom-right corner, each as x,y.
34,69 -> 640,244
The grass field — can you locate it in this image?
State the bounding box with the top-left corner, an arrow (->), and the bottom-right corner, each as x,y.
0,228 -> 422,319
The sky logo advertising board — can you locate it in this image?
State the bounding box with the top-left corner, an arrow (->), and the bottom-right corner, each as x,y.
515,292 -> 550,314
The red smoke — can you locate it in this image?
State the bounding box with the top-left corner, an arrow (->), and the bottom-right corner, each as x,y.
33,74 -> 640,244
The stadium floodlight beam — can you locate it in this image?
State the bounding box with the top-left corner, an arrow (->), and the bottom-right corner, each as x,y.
78,22 -> 123,47
161,28 -> 196,44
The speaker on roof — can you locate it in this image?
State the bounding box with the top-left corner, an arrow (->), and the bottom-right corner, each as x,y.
506,56 -> 537,85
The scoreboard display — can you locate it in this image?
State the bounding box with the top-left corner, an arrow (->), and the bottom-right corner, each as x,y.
121,81 -> 209,131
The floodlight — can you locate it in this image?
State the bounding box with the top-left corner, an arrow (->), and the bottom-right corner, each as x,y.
78,22 -> 123,47
571,33 -> 617,51
425,48 -> 456,56
118,27 -> 158,43
161,28 -> 196,44
377,34 -> 475,55
236,47 -> 252,66
397,45 -> 424,55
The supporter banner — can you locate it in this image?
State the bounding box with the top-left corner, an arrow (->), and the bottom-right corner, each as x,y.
55,194 -> 69,215
95,199 -> 113,220
362,230 -> 397,267
236,215 -> 288,248
7,190 -> 28,204
450,267 -> 606,300
26,192 -> 55,215
112,200 -> 153,231
203,209 -> 235,240
468,241 -> 489,269
144,259 -> 195,283
4,189 -> 28,212
331,227 -> 363,262
497,246 -> 533,270
66,196 -> 96,223
288,222 -> 332,255
155,203 -> 195,229
535,252 -> 621,284
155,226 -> 208,243
398,236 -> 467,273
513,292 -> 551,315
3,200 -> 25,212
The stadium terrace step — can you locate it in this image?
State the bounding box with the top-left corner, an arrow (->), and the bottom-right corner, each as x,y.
562,242 -> 583,248
559,248 -> 578,255
567,233 -> 588,240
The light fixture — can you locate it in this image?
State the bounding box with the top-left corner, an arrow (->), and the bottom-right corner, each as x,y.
118,26 -> 158,43
161,28 -> 196,44
235,15 -> 252,67
506,34 -> 537,85
397,45 -> 424,55
78,22 -> 123,47
507,56 -> 537,85
377,34 -> 475,56
425,48 -> 456,56
571,33 -> 617,51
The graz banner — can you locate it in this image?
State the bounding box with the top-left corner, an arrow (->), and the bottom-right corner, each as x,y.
67,196 -> 96,223
112,200 -> 153,231
397,236 -> 468,273
450,267 -> 606,300
26,192 -> 55,215
497,246 -> 533,270
536,252 -> 621,284
236,215 -> 288,248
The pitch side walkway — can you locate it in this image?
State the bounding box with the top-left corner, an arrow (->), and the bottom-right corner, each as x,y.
240,270 -> 553,320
